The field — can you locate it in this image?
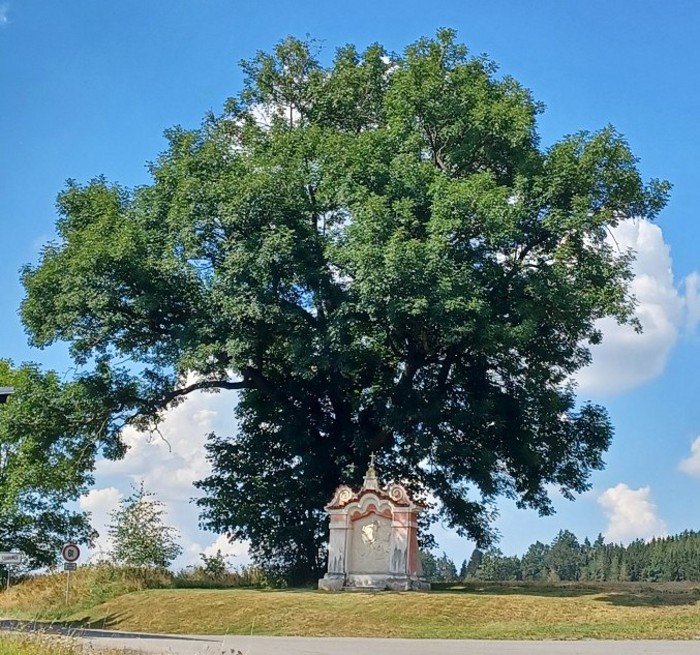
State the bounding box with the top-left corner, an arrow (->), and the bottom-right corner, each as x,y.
1,568 -> 700,640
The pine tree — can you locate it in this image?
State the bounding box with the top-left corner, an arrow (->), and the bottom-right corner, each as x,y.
435,552 -> 458,581
465,548 -> 484,579
419,550 -> 439,580
521,541 -> 549,581
546,530 -> 582,581
459,559 -> 468,580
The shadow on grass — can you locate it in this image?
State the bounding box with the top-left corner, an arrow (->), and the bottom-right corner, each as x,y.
431,582 -> 603,598
431,582 -> 700,607
594,591 -> 700,607
63,612 -> 126,631
165,581 -> 700,604
0,617 -> 217,642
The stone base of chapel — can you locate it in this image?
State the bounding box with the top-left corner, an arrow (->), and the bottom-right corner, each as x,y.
318,573 -> 430,591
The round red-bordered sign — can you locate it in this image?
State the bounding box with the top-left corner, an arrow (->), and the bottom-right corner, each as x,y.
61,543 -> 80,563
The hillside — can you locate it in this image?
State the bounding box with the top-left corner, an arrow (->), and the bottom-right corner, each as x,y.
2,569 -> 700,639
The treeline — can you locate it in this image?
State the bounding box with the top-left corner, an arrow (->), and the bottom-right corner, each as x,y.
422,530 -> 700,583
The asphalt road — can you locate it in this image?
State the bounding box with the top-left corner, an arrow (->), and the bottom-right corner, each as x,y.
3,622 -> 700,655
78,634 -> 700,655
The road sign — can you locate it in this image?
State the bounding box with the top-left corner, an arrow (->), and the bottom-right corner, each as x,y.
0,552 -> 23,564
61,543 -> 80,563
64,563 -> 77,571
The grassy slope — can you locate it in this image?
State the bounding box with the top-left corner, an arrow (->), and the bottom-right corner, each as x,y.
63,586 -> 700,639
2,570 -> 700,640
0,565 -> 173,621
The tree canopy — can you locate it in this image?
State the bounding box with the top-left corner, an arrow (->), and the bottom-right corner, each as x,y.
0,360 -> 97,568
20,30 -> 670,582
454,530 -> 700,584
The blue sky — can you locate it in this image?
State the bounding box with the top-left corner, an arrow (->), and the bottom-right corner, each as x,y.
2,1 -> 700,568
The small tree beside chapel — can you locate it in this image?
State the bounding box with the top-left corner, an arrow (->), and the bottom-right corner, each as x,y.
107,483 -> 182,568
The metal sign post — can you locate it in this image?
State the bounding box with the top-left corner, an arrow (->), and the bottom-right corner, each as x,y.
61,543 -> 80,606
0,391 -> 16,588
65,565 -> 71,605
0,552 -> 24,591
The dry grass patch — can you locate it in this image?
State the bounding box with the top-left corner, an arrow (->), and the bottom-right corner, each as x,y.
0,565 -> 172,620
5,575 -> 700,640
64,584 -> 700,639
0,632 -> 140,655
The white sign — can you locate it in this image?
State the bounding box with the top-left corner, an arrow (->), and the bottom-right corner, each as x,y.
64,562 -> 77,571
61,543 -> 80,563
0,552 -> 23,564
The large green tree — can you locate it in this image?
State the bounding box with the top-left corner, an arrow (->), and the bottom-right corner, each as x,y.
0,360 -> 99,568
20,31 -> 669,582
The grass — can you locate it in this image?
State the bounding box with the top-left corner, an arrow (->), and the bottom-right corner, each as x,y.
3,571 -> 700,640
60,584 -> 700,639
0,632 -> 139,655
0,564 -> 264,622
0,565 -> 174,621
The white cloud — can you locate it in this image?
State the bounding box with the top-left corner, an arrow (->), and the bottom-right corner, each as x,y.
0,4 -> 9,27
78,486 -> 123,561
249,102 -> 302,129
678,436 -> 700,476
85,386 -> 250,569
185,533 -> 251,566
577,219 -> 698,395
598,483 -> 667,542
203,533 -> 249,559
684,272 -> 700,333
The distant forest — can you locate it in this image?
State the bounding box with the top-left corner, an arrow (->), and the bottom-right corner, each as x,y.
422,530 -> 700,583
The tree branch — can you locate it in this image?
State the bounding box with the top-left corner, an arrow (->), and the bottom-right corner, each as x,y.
242,366 -> 289,405
437,346 -> 458,390
159,378 -> 249,407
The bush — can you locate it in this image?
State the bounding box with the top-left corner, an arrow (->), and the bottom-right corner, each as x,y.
173,563 -> 266,589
